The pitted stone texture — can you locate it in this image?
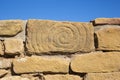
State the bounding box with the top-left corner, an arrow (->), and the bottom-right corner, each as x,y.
0,70 -> 8,77
0,59 -> 12,68
85,72 -> 120,80
0,20 -> 23,36
71,52 -> 120,73
26,20 -> 94,54
44,74 -> 82,80
1,76 -> 30,80
0,40 -> 4,55
13,56 -> 70,74
95,26 -> 120,51
93,18 -> 120,25
4,39 -> 24,55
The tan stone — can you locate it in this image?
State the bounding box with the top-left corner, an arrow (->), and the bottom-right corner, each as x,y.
4,39 -> 24,55
44,74 -> 82,80
26,20 -> 94,54
0,70 -> 8,77
13,56 -> 70,74
0,20 -> 23,36
71,52 -> 120,73
93,18 -> 120,25
0,40 -> 4,55
1,76 -> 30,80
85,72 -> 120,80
0,59 -> 12,68
95,26 -> 120,51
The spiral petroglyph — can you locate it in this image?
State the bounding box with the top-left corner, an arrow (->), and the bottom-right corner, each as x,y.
26,20 -> 94,54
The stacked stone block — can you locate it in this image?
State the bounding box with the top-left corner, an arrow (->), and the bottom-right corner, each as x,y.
0,18 -> 120,80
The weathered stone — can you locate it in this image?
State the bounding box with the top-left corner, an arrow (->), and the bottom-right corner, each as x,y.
0,59 -> 12,68
4,39 -> 24,55
0,70 -> 8,77
95,26 -> 120,51
93,18 -> 120,25
26,20 -> 94,54
85,72 -> 120,80
13,56 -> 70,74
71,52 -> 120,73
0,20 -> 23,36
1,76 -> 30,80
44,74 -> 82,80
0,40 -> 4,55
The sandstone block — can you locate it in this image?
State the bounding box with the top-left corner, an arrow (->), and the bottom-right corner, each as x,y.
0,40 -> 4,55
71,52 -> 120,73
4,39 -> 24,55
44,74 -> 82,80
13,56 -> 70,74
93,18 -> 120,25
0,59 -> 12,68
0,20 -> 23,36
26,20 -> 94,54
85,72 -> 120,80
1,76 -> 30,80
0,70 -> 8,77
95,26 -> 120,51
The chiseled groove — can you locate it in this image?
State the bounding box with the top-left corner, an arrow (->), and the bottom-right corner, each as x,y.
71,23 -> 82,51
27,23 -> 34,53
49,23 -> 79,51
81,23 -> 88,50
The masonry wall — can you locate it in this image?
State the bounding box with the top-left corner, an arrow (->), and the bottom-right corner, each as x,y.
0,18 -> 120,80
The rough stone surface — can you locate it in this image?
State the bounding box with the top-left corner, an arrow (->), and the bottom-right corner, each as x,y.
95,26 -> 120,51
0,70 -> 8,77
0,20 -> 23,36
0,59 -> 12,69
85,72 -> 120,80
1,76 -> 30,80
44,74 -> 82,80
0,40 -> 4,55
13,56 -> 70,74
71,52 -> 120,73
93,18 -> 120,25
26,20 -> 94,54
4,39 -> 24,55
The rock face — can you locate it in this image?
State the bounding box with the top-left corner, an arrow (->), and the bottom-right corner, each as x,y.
71,52 -> 120,73
0,59 -> 12,69
44,74 -> 82,80
26,20 -> 94,54
0,41 -> 4,55
95,26 -> 120,51
0,70 -> 8,77
4,39 -> 24,55
13,56 -> 70,74
85,72 -> 120,80
93,18 -> 120,25
0,20 -> 23,36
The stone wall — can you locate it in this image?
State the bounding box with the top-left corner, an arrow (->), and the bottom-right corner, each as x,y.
0,18 -> 120,80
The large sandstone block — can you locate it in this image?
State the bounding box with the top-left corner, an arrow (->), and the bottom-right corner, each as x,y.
71,52 -> 120,73
93,18 -> 120,25
0,20 -> 23,36
0,40 -> 4,55
85,72 -> 120,80
13,56 -> 70,74
4,39 -> 24,55
44,74 -> 82,80
95,26 -> 120,51
26,20 -> 94,54
1,76 -> 30,80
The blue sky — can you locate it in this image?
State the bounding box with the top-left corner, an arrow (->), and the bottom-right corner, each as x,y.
0,0 -> 120,22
